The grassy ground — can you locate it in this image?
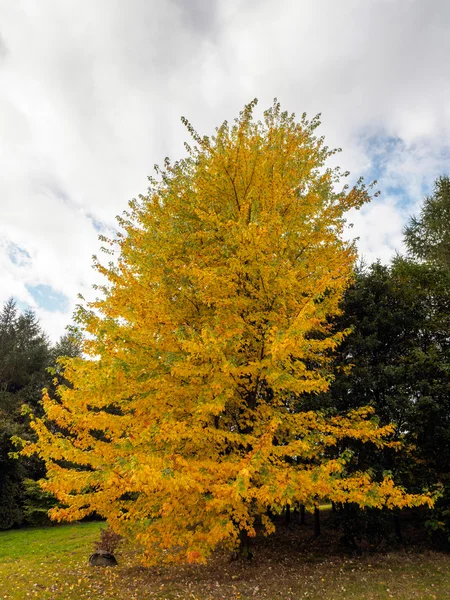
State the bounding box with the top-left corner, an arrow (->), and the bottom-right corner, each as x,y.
1,519 -> 449,599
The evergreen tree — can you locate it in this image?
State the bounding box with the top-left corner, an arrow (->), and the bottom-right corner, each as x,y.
403,175 -> 450,539
0,299 -> 51,528
315,261 -> 448,486
404,175 -> 450,268
315,176 -> 450,545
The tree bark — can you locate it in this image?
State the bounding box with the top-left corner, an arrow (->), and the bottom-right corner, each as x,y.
300,504 -> 306,525
394,513 -> 402,542
314,506 -> 321,538
238,528 -> 253,559
285,504 -> 291,525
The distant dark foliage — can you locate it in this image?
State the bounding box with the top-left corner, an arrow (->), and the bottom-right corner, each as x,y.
0,298 -> 81,529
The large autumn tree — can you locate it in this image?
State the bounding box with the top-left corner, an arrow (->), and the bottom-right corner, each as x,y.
23,100 -> 430,564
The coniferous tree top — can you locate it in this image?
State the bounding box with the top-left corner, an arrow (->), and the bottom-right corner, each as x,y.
404,175 -> 450,268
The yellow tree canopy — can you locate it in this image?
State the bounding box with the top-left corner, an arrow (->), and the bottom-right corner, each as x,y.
23,100 -> 431,565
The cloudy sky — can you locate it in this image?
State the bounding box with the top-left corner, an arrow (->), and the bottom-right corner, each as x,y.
1,0 -> 449,341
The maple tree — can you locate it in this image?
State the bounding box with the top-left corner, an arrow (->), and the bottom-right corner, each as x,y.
22,100 -> 432,564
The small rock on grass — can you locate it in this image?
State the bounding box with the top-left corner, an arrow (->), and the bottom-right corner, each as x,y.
89,550 -> 118,567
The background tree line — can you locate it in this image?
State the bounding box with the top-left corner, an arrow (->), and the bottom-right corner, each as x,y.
0,301 -> 80,529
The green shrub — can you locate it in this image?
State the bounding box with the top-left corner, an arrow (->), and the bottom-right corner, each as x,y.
22,479 -> 58,526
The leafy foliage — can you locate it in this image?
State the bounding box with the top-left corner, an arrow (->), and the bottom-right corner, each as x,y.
24,100 -> 431,565
94,526 -> 123,554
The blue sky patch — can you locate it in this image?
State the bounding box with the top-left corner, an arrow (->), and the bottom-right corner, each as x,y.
7,243 -> 31,266
87,213 -> 107,233
357,133 -> 437,209
25,284 -> 69,313
360,135 -> 404,186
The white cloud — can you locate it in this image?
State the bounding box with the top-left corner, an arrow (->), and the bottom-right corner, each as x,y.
345,198 -> 407,266
0,0 -> 449,340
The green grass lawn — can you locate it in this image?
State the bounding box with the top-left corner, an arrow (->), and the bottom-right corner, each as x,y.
1,521 -> 450,599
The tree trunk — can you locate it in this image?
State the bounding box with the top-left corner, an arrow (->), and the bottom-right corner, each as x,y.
285,504 -> 291,525
238,528 -> 253,559
314,506 -> 321,538
394,513 -> 402,542
300,504 -> 305,525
